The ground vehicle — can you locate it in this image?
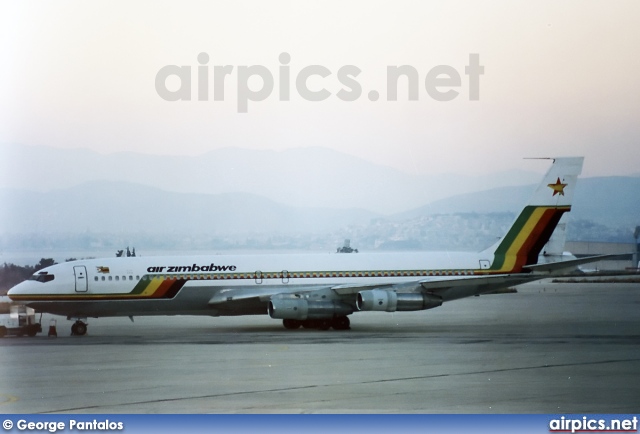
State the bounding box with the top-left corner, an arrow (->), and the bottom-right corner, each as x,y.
0,297 -> 42,337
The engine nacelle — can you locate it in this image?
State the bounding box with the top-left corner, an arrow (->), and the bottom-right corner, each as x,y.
356,290 -> 442,312
268,298 -> 353,320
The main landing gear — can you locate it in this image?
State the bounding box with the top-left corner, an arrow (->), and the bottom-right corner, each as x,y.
71,320 -> 88,336
282,316 -> 350,331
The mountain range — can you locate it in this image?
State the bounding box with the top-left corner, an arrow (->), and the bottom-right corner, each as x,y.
0,181 -> 376,235
1,144 -> 638,249
0,144 -> 541,214
1,176 -> 638,237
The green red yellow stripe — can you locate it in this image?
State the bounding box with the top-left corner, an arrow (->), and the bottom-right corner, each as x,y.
11,277 -> 188,301
481,205 -> 570,274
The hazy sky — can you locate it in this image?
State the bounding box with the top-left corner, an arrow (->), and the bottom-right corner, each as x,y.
1,1 -> 639,177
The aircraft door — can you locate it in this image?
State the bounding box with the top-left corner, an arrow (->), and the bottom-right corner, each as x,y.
74,266 -> 88,292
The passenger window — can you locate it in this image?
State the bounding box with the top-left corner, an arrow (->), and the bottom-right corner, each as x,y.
101,276 -> 105,281
129,276 -> 133,281
94,277 -> 98,281
115,276 -> 119,281
109,276 -> 112,281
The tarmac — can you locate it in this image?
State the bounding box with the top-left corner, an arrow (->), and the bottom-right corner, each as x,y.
0,282 -> 638,414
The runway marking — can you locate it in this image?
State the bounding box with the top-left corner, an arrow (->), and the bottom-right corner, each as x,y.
358,357 -> 640,384
39,357 -> 640,413
0,394 -> 19,406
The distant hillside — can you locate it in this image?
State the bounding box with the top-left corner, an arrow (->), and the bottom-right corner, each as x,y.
0,181 -> 378,235
394,177 -> 640,230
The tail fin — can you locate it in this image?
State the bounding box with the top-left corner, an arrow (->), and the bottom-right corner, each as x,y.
482,157 -> 583,273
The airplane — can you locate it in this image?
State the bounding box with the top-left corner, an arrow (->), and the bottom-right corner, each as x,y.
8,157 -> 607,335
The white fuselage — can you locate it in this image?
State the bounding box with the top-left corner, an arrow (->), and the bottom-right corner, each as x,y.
8,250 -> 488,318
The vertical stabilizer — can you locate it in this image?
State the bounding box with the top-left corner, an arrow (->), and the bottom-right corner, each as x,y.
481,157 -> 584,273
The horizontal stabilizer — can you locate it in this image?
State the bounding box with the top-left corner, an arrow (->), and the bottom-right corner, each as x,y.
524,254 -> 624,273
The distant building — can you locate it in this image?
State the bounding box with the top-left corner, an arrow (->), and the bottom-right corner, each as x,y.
337,239 -> 358,254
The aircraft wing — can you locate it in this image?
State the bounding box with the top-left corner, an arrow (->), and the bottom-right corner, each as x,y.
208,281 -> 415,305
334,274 -> 537,296
332,282 -> 397,295
208,288 -> 273,304
417,274 -> 536,293
207,285 -> 337,305
207,254 -> 616,306
208,273 -> 545,306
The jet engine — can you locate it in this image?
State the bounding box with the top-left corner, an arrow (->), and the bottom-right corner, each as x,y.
268,299 -> 353,320
356,289 -> 442,312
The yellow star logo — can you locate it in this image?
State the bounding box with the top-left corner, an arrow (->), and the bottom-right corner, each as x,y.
547,177 -> 567,196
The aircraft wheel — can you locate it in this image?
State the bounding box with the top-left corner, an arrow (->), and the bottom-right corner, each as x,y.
72,321 -> 87,336
75,322 -> 87,336
318,319 -> 331,330
27,326 -> 39,337
302,319 -> 319,329
332,316 -> 350,330
283,319 -> 301,329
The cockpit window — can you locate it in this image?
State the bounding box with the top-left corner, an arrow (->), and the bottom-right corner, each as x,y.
29,272 -> 55,283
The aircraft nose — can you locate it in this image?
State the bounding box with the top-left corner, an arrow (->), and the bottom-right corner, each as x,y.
7,281 -> 27,300
7,284 -> 18,300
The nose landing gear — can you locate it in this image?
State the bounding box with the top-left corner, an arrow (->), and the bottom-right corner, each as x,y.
71,320 -> 88,336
